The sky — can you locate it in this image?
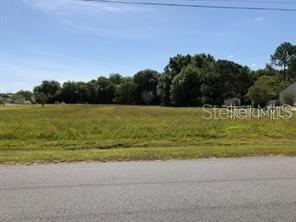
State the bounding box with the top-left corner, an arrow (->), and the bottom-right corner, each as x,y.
1,0 -> 296,93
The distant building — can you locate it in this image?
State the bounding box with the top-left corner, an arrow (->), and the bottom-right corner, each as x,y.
224,97 -> 241,106
5,98 -> 14,103
279,80 -> 296,105
268,100 -> 280,107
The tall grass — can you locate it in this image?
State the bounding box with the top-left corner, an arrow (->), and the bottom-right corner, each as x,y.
0,105 -> 295,163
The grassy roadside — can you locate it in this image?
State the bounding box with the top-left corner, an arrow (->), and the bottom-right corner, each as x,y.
1,145 -> 296,164
0,105 -> 295,164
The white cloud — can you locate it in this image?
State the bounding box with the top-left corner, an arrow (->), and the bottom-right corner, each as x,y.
59,18 -> 151,40
58,80 -> 67,85
22,0 -> 155,40
251,63 -> 257,67
255,16 -> 263,21
227,55 -> 234,59
23,0 -> 69,13
23,0 -> 152,15
0,88 -> 7,93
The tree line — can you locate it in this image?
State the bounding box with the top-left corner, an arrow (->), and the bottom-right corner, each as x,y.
6,42 -> 296,107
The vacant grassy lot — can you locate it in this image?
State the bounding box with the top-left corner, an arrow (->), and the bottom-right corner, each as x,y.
0,105 -> 295,164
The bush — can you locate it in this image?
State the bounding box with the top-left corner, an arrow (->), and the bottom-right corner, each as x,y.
247,75 -> 280,107
170,65 -> 202,106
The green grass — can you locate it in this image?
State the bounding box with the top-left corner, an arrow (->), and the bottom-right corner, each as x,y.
0,104 -> 295,164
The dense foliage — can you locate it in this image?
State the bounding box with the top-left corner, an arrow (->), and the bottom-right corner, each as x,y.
247,76 -> 281,106
2,42 -> 296,107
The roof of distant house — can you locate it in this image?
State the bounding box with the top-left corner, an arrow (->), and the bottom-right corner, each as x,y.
280,79 -> 296,92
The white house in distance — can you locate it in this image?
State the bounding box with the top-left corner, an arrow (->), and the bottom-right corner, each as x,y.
279,80 -> 296,105
224,97 -> 241,106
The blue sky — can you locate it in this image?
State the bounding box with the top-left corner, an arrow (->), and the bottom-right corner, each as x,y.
1,0 -> 296,92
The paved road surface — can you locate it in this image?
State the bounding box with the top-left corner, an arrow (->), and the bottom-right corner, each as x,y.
1,157 -> 296,221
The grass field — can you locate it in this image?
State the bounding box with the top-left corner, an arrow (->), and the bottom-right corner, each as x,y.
0,104 -> 295,164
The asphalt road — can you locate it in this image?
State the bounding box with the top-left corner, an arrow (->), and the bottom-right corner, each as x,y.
1,157 -> 296,222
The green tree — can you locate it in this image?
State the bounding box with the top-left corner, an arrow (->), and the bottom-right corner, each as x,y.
247,75 -> 280,107
157,55 -> 192,105
86,80 -> 98,104
164,54 -> 192,77
157,74 -> 172,105
96,77 -> 115,104
11,93 -> 25,102
34,92 -> 48,107
109,73 -> 123,85
170,65 -> 202,107
271,42 -> 296,82
191,54 -> 215,71
201,60 -> 252,105
33,80 -> 61,103
15,90 -> 33,101
76,82 -> 90,103
59,82 -> 90,103
59,82 -> 78,103
133,69 -> 160,105
114,77 -> 136,104
158,54 -> 214,105
252,65 -> 279,79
